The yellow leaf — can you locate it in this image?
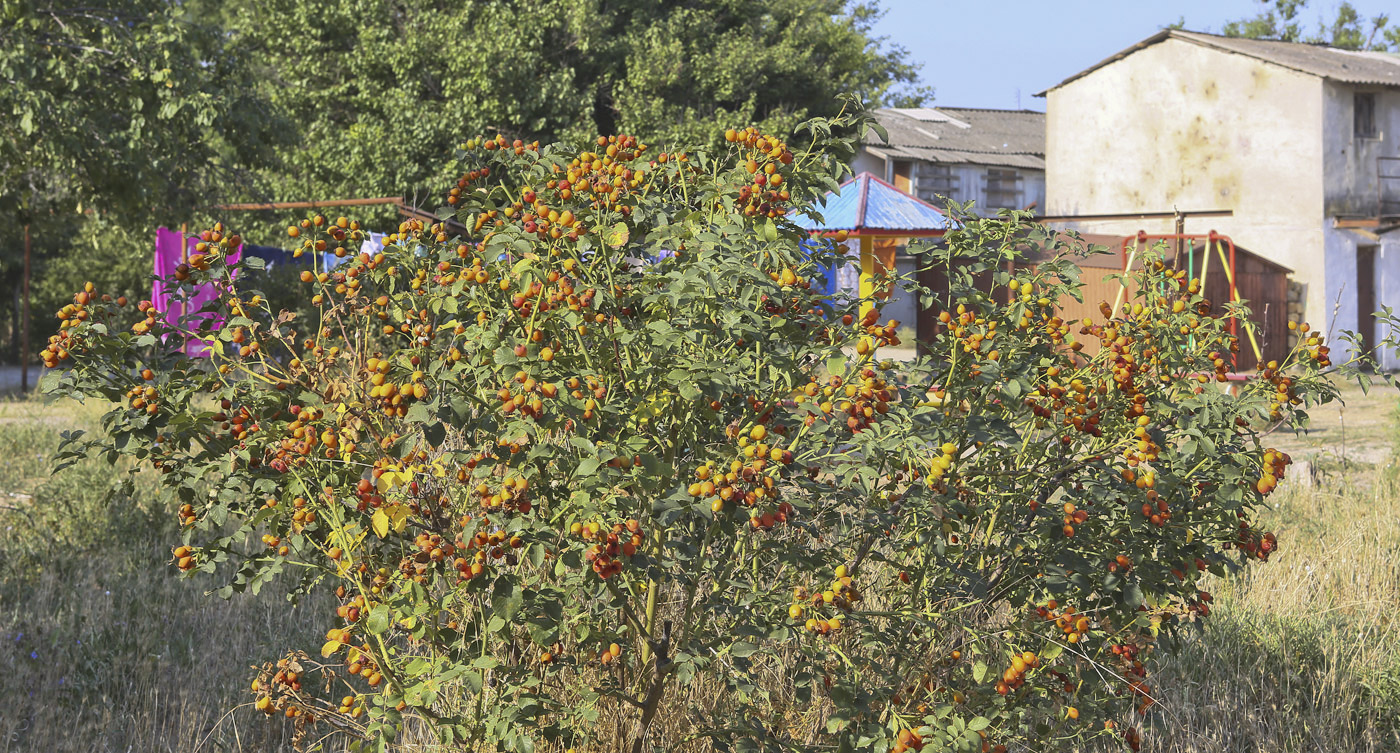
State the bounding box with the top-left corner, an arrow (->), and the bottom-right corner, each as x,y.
371,509 -> 390,538
605,222 -> 630,249
388,504 -> 410,533
372,504 -> 411,538
321,640 -> 342,658
375,467 -> 411,493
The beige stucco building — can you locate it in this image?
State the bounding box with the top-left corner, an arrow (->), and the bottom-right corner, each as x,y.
1040,30 -> 1400,367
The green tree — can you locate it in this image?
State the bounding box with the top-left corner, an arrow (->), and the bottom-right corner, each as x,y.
216,0 -> 930,220
1223,0 -> 1400,51
0,0 -> 283,362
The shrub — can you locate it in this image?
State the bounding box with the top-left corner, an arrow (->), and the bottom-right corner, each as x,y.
41,107 -> 1354,752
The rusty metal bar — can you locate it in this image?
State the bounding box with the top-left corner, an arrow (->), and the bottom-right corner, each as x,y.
214,197 -> 404,211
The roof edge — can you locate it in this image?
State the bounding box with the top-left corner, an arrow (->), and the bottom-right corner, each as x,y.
1037,29 -> 1400,96
1035,30 -> 1173,96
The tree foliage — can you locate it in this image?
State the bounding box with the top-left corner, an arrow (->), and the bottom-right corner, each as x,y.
41,102 -> 1373,752
1222,0 -> 1400,51
217,0 -> 931,212
0,0 -> 281,222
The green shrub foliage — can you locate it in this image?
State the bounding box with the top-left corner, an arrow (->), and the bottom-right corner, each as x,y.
43,108 -> 1351,752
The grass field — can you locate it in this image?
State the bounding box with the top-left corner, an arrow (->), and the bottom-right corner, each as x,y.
1,383 -> 1398,752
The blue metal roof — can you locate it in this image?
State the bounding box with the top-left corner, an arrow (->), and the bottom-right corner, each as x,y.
794,172 -> 948,234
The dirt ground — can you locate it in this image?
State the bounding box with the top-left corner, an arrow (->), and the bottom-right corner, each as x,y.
1265,374 -> 1398,484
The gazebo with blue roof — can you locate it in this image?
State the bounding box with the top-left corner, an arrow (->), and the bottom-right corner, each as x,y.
796,172 -> 950,322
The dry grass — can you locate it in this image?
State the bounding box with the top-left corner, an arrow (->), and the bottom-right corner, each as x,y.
0,400 -> 332,752
1,383 -> 1398,752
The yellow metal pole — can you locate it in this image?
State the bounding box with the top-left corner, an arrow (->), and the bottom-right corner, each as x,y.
858,235 -> 875,323
857,235 -> 876,359
1214,240 -> 1262,361
1112,237 -> 1139,317
1199,237 -> 1212,293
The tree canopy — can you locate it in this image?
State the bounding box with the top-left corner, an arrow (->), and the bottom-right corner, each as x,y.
1222,0 -> 1400,51
0,0 -> 281,224
217,0 -> 930,210
2,0 -> 929,360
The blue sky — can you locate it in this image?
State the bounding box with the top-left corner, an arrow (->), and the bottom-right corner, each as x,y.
869,0 -> 1380,111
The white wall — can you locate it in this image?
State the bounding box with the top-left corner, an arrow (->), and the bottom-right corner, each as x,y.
1046,36 -> 1330,327
852,148 -> 885,180
1379,241 -> 1400,370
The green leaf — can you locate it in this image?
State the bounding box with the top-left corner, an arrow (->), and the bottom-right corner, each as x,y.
1123,582 -> 1145,608
366,605 -> 391,635
575,456 -> 601,478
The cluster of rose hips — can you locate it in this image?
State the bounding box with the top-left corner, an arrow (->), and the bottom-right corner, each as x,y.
1288,320 -> 1332,367
891,728 -> 926,753
446,163 -> 495,206
1235,516 -> 1279,561
172,544 -> 196,571
285,214 -> 360,261
1060,501 -> 1089,537
595,641 -> 624,666
1256,359 -> 1301,421
1255,447 -> 1291,495
394,530 -> 456,584
815,364 -> 899,435
363,356 -> 428,417
275,404 -> 336,468
211,403 -> 270,461
1037,600 -> 1093,644
687,419 -> 797,521
570,518 -> 644,579
496,370 -> 560,422
994,649 -> 1041,695
453,518 -> 525,581
724,126 -> 794,219
467,474 -> 535,515
790,565 -> 861,635
1025,374 -> 1107,440
45,283 -> 135,366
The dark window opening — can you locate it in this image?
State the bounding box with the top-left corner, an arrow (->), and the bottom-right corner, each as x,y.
985,169 -> 1021,210
1355,92 -> 1377,139
915,163 -> 958,204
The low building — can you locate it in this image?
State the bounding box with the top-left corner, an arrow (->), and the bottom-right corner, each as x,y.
855,107 -> 1047,213
1039,30 -> 1400,366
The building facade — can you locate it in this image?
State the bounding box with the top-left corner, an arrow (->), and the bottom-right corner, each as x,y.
855,107 -> 1046,214
1041,30 -> 1400,367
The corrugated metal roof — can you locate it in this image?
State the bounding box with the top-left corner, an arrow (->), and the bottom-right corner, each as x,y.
1039,29 -> 1400,94
865,107 -> 1046,170
795,172 -> 949,234
867,145 -> 1046,170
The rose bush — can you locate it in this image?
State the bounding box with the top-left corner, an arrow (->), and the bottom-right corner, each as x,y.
42,106 -> 1356,752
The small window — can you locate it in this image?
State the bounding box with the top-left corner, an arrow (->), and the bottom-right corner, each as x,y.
985,169 -> 1021,210
1355,93 -> 1377,139
915,163 -> 958,203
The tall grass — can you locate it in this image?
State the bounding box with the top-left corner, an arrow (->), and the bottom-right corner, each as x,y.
1,395 -> 1397,752
0,400 -> 330,752
1142,415 -> 1400,752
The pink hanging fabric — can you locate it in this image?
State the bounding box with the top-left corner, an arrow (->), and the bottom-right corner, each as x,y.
153,228 -> 241,357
